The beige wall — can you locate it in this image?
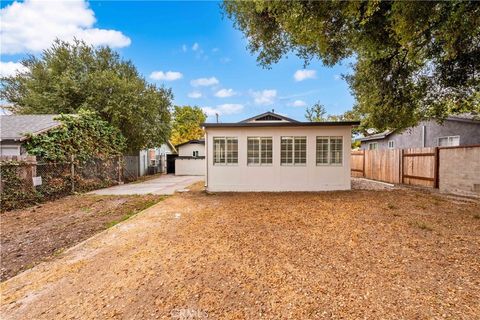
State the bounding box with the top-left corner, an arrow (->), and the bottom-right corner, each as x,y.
175,158 -> 205,176
178,143 -> 205,157
205,126 -> 352,192
439,146 -> 480,197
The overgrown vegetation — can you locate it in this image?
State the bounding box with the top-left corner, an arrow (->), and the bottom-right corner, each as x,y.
223,1 -> 480,131
25,110 -> 126,162
1,39 -> 172,153
170,105 -> 207,146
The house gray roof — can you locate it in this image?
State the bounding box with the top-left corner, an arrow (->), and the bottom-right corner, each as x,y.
357,130 -> 393,142
175,139 -> 205,148
202,111 -> 359,128
0,115 -> 62,141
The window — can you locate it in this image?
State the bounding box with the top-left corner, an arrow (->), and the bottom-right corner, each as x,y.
281,136 -> 306,165
316,137 -> 343,165
247,137 -> 272,165
388,140 -> 395,149
213,137 -> 238,165
438,136 -> 460,147
368,142 -> 378,150
193,150 -> 199,157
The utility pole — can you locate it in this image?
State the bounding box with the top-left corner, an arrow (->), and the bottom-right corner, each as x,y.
215,113 -> 219,123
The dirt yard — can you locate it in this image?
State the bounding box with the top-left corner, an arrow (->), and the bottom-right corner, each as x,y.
1,183 -> 479,319
1,194 -> 165,281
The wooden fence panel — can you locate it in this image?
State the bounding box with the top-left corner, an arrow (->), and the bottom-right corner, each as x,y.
402,147 -> 436,187
363,149 -> 401,184
351,151 -> 365,178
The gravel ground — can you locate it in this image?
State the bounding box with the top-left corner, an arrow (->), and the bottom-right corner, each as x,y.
1,183 -> 479,319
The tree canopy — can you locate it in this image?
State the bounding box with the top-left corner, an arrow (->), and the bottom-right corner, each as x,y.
25,109 -> 126,162
223,1 -> 480,130
1,39 -> 172,153
170,105 -> 207,146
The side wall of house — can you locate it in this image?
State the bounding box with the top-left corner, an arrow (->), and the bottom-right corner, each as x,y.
175,158 -> 205,176
178,143 -> 205,157
361,120 -> 480,150
205,126 -> 352,192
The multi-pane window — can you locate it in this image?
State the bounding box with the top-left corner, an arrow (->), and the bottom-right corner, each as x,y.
388,140 -> 395,149
316,136 -> 343,165
247,137 -> 273,165
281,136 -> 306,165
213,137 -> 238,165
368,142 -> 378,150
438,136 -> 460,147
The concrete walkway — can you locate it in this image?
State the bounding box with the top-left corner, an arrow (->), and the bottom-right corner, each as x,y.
89,174 -> 204,195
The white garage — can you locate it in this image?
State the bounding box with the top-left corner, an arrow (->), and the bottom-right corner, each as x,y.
174,139 -> 205,176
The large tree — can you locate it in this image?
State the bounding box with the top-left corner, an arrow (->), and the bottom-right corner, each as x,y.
170,105 -> 207,146
1,39 -> 172,153
223,1 -> 480,130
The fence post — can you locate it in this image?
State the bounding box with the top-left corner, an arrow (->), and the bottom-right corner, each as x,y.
118,155 -> 123,184
400,149 -> 404,184
362,150 -> 365,178
71,154 -> 75,194
434,147 -> 440,188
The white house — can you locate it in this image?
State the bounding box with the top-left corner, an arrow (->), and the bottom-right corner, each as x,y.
138,142 -> 176,176
174,139 -> 205,176
202,112 -> 359,192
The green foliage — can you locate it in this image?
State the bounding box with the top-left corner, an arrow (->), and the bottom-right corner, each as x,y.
170,105 -> 207,146
25,109 -> 126,162
223,1 -> 480,131
305,101 -> 327,122
1,39 -> 172,153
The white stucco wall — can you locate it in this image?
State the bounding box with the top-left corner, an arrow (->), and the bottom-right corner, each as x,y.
178,143 -> 205,157
205,126 -> 352,192
175,158 -> 205,176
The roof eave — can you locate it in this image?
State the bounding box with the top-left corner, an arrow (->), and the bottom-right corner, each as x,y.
201,121 -> 360,128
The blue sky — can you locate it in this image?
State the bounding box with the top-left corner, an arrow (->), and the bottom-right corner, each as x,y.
1,0 -> 355,122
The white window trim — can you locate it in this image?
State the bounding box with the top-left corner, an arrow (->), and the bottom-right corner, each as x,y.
213,137 -> 238,166
247,136 -> 273,166
437,135 -> 460,147
368,142 -> 378,150
388,140 -> 395,149
281,136 -> 307,166
316,136 -> 343,166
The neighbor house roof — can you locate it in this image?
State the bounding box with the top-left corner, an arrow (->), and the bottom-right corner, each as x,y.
0,115 -> 63,142
175,139 -> 205,148
202,111 -> 359,128
357,130 -> 393,142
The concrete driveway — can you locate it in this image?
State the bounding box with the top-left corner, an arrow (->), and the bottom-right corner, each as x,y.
89,174 -> 204,195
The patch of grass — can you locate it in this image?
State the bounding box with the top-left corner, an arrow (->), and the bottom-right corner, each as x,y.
104,196 -> 166,229
387,203 -> 397,210
410,221 -> 433,231
53,248 -> 65,257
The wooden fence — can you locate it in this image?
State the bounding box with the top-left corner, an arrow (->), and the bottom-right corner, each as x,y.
351,147 -> 438,188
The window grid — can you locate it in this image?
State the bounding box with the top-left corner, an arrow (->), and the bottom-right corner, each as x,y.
316,136 -> 343,166
248,137 -> 273,165
213,137 -> 238,165
281,136 -> 306,166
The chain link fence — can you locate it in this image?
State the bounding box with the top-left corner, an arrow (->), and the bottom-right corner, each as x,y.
0,156 -> 123,211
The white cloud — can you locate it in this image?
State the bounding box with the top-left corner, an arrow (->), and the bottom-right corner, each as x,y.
188,91 -> 202,99
214,88 -> 236,98
288,100 -> 307,107
182,44 -> 187,52
149,71 -> 183,81
0,61 -> 28,77
0,0 -> 131,55
202,104 -> 244,116
190,77 -> 219,87
192,42 -> 199,51
220,57 -> 231,64
250,89 -> 277,106
212,48 -> 219,53
294,69 -> 317,82
334,74 -> 341,80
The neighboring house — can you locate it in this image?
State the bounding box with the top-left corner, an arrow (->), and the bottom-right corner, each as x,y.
174,139 -> 205,176
0,115 -> 62,156
359,114 -> 480,150
202,111 -> 359,192
138,141 -> 176,176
